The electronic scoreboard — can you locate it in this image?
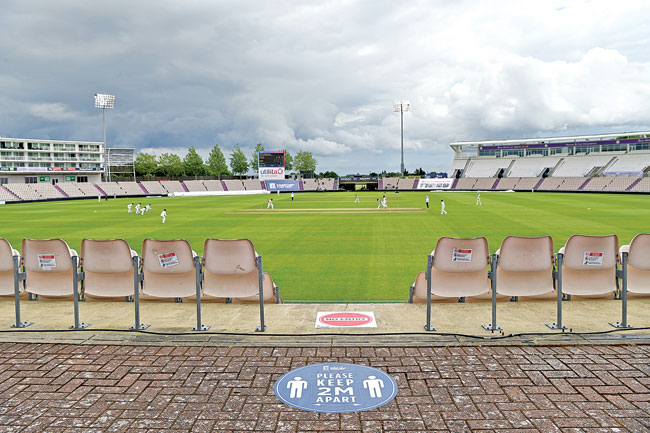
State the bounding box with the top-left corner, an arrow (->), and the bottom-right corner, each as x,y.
258,151 -> 285,180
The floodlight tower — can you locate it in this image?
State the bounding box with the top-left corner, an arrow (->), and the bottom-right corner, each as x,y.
94,93 -> 115,181
393,100 -> 410,179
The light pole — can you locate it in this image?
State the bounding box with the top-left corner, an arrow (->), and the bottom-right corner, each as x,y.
94,93 -> 115,181
393,100 -> 410,179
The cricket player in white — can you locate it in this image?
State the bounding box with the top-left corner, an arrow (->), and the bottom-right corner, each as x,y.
97,194 -> 101,203
382,197 -> 387,208
267,199 -> 274,209
291,192 -> 294,201
139,207 -> 146,215
145,204 -> 151,212
135,203 -> 141,214
354,194 -> 360,203
440,200 -> 447,215
476,192 -> 482,206
425,195 -> 429,209
160,209 -> 167,224
127,203 -> 133,213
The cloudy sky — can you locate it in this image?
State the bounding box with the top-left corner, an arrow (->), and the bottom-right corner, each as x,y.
1,0 -> 650,175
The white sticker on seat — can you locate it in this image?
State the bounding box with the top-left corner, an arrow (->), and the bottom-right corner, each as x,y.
38,254 -> 56,270
158,252 -> 179,268
452,248 -> 473,262
583,251 -> 604,266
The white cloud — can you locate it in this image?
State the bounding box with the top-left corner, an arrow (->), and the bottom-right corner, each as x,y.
0,0 -> 650,174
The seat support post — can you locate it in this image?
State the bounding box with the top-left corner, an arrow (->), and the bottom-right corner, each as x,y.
546,253 -> 566,330
131,256 -> 150,331
70,255 -> 90,329
424,254 -> 436,331
11,255 -> 32,328
192,256 -> 210,331
482,254 -> 502,332
255,256 -> 266,332
610,251 -> 631,329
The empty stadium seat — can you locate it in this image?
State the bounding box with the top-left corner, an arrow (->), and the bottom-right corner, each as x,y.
22,238 -> 78,299
495,236 -> 555,300
81,239 -> 138,299
141,239 -> 198,299
558,234 -> 618,299
410,237 -> 491,303
0,238 -> 20,297
620,233 -> 650,297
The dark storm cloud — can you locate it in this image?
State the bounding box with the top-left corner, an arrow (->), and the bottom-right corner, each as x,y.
1,0 -> 650,174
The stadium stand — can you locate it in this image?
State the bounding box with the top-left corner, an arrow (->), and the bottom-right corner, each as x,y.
301,178 -> 318,191
117,182 -> 145,196
22,238 -> 78,298
493,177 -> 518,190
552,155 -> 614,177
0,185 -> 21,201
381,177 -> 400,190
464,158 -> 511,177
184,180 -> 208,192
603,175 -> 639,192
139,181 -> 167,195
57,183 -> 90,198
396,178 -> 416,190
203,180 -> 225,191
159,181 -> 185,193
95,182 -> 124,197
515,177 -> 543,190
454,177 -> 478,190
4,184 -> 41,201
581,176 -> 613,191
472,178 -> 495,190
507,156 -> 561,177
81,239 -> 138,300
223,179 -> 245,191
242,179 -> 264,190
141,239 -> 198,299
32,183 -> 65,199
320,178 -> 336,191
621,233 -> 650,297
602,153 -> 650,175
557,177 -> 589,191
449,158 -> 467,178
629,177 -> 650,192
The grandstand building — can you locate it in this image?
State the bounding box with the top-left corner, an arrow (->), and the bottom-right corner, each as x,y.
0,137 -> 103,185
448,132 -> 650,192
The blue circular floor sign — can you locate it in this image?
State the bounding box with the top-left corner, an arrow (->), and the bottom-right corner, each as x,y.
274,362 -> 398,413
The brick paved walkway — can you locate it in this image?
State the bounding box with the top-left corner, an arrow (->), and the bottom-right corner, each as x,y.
1,343 -> 649,432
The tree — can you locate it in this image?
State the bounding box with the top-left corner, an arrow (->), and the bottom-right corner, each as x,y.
249,143 -> 264,173
183,147 -> 205,177
207,143 -> 230,178
319,170 -> 338,178
284,150 -> 293,171
294,150 -> 317,173
229,145 -> 249,177
157,153 -> 184,177
134,152 -> 158,177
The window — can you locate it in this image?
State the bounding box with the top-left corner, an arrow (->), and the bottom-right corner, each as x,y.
76,176 -> 88,183
0,178 -> 7,185
526,148 -> 548,156
25,176 -> 38,184
601,143 -> 626,152
631,143 -> 650,151
502,149 -> 524,157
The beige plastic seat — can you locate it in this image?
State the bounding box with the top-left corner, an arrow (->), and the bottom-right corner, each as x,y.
559,234 -> 618,299
202,239 -> 265,301
141,239 -> 198,299
0,239 -> 20,297
496,235 -> 556,300
232,272 -> 282,304
411,237 -> 491,302
22,238 -> 78,299
81,239 -> 138,300
621,233 -> 650,297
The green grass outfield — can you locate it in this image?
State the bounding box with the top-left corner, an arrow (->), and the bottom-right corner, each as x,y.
0,191 -> 648,302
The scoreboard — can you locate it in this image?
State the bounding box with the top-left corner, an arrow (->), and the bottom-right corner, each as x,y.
258,151 -> 285,180
259,151 -> 285,167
